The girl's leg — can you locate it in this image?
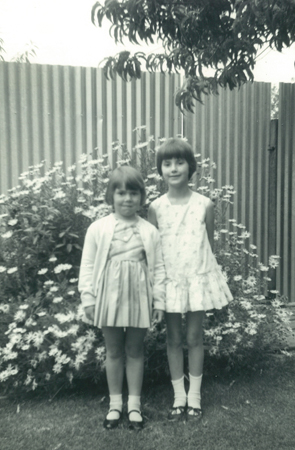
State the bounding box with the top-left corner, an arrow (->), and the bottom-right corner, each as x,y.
125,327 -> 147,422
102,327 -> 125,420
186,311 -> 204,413
165,313 -> 186,412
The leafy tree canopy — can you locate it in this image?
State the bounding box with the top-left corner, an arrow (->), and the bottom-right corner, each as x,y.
92,0 -> 295,111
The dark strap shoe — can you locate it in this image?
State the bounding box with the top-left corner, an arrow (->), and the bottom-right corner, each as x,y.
103,409 -> 122,430
127,410 -> 144,430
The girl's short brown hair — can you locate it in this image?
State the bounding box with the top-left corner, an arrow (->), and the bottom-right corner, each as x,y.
156,138 -> 196,179
105,165 -> 146,206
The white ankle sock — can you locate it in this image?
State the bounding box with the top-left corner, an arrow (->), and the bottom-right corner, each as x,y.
106,394 -> 122,420
187,373 -> 202,410
128,395 -> 142,422
171,376 -> 187,408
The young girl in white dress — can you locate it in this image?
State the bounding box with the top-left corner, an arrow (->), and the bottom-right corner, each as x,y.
79,166 -> 166,430
148,138 -> 232,421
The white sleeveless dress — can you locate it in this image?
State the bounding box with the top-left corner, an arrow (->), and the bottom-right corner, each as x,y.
151,192 -> 232,313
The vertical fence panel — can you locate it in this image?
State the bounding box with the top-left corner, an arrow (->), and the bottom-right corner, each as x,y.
277,83 -> 295,300
183,83 -> 271,268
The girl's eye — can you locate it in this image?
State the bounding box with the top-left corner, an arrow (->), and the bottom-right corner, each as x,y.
177,159 -> 184,164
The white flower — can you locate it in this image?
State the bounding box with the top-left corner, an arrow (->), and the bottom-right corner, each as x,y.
246,276 -> 256,287
0,266 -> 7,273
250,244 -> 257,250
44,280 -> 54,286
24,374 -> 33,385
53,264 -> 72,274
2,231 -> 13,239
55,312 -> 75,323
49,256 -> 57,263
233,275 -> 243,281
245,327 -> 257,335
21,344 -> 30,351
32,331 -> 44,348
95,346 -> 105,360
255,295 -> 266,301
14,311 -> 26,322
53,191 -> 66,200
50,286 -> 59,292
8,219 -> 18,226
272,299 -> 283,308
19,304 -> 29,310
7,267 -> 18,274
259,264 -> 269,272
269,257 -> 280,269
67,325 -> 79,336
220,229 -> 228,234
53,297 -> 63,303
38,268 -> 48,275
53,363 -> 62,374
69,278 -> 78,283
0,304 -> 9,314
67,290 -> 75,296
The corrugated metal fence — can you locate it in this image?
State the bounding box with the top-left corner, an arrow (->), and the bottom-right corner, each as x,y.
0,62 -> 182,189
0,61 -> 294,301
184,82 -> 271,266
277,83 -> 295,300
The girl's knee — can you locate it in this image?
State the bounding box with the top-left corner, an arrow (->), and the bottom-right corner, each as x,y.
167,332 -> 183,349
186,334 -> 203,349
106,344 -> 124,360
125,342 -> 144,359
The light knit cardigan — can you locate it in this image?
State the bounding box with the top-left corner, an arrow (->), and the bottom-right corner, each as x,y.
78,213 -> 166,311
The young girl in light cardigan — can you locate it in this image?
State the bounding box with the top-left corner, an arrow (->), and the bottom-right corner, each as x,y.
79,165 -> 166,430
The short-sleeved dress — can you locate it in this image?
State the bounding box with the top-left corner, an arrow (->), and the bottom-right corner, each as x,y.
151,192 -> 232,313
92,218 -> 152,328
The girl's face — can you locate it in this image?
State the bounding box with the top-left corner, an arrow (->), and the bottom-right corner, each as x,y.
113,185 -> 141,220
161,157 -> 190,187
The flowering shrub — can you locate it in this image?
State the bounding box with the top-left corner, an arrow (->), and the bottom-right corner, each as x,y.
0,132 -> 291,394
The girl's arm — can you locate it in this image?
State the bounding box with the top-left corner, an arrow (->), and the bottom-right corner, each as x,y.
205,200 -> 215,252
148,204 -> 158,228
151,230 -> 166,313
78,226 -> 97,309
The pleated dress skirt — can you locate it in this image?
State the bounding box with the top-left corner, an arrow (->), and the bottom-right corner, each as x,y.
92,220 -> 153,329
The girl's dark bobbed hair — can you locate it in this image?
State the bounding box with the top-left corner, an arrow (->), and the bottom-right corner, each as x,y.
105,165 -> 146,206
156,138 -> 196,179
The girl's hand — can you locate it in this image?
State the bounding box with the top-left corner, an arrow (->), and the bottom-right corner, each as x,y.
152,309 -> 164,323
84,306 -> 95,321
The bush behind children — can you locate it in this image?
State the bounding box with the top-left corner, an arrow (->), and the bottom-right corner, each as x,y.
0,137 -> 290,404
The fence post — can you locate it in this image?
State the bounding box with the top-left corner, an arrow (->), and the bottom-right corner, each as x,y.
268,119 -> 278,294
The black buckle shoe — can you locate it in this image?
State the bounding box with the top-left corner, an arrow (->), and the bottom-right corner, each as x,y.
103,409 -> 122,430
167,406 -> 186,421
128,410 -> 144,430
186,407 -> 203,421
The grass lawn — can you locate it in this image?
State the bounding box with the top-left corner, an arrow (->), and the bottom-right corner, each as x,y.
1,355 -> 295,450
